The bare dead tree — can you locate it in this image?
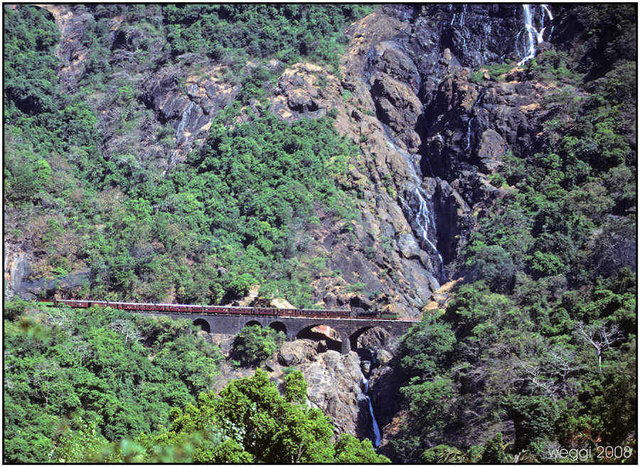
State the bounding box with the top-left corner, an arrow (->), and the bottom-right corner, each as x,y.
576,322 -> 622,373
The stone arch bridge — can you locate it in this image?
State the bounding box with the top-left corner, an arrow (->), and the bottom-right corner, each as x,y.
144,311 -> 418,353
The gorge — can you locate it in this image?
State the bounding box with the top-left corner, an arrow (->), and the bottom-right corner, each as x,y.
4,3 -> 636,464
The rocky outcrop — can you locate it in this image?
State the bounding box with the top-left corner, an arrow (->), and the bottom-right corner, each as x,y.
4,246 -> 92,300
38,5 -> 95,93
4,248 -> 32,300
477,129 -> 506,172
273,340 -> 392,442
12,3 -> 563,319
370,73 -> 422,150
140,68 -> 240,166
302,350 -> 364,435
278,340 -> 320,366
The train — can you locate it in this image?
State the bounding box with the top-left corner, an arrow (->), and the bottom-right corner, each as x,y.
36,298 -> 401,320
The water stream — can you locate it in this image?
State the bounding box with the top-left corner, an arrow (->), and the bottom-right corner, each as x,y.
384,137 -> 447,283
517,4 -> 553,65
414,187 -> 446,282
176,101 -> 195,140
361,376 -> 381,448
465,117 -> 474,150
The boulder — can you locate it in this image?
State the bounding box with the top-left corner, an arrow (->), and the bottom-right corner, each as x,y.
477,129 -> 506,172
372,41 -> 421,92
278,340 -> 318,366
370,72 -> 422,149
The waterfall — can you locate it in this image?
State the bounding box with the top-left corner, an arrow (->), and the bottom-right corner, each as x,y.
384,137 -> 446,283
362,376 -> 370,393
176,101 -> 195,141
466,117 -> 474,150
459,4 -> 467,27
414,187 -> 446,282
361,377 -> 381,448
517,4 -> 553,65
367,397 -> 382,448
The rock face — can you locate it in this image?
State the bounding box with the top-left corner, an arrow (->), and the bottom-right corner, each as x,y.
4,248 -> 32,300
302,350 -> 364,435
140,68 -> 240,167
266,5 -> 560,314
5,4 -> 555,317
6,1 -> 590,453
370,73 -> 422,150
274,341 -> 389,441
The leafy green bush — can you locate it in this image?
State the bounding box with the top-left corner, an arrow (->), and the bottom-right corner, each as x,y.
231,325 -> 283,367
132,370 -> 389,463
3,298 -> 29,321
283,369 -> 308,403
162,5 -> 374,70
4,304 -> 222,463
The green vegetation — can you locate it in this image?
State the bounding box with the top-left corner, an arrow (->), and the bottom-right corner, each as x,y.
4,5 -> 363,308
163,5 -> 374,71
230,324 -> 283,367
391,5 -> 636,462
4,303 -> 388,463
3,3 -> 636,464
3,302 -> 223,463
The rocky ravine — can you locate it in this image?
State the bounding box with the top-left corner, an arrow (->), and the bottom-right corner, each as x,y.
206,327 -> 395,444
5,2 -> 573,444
6,5 -> 559,319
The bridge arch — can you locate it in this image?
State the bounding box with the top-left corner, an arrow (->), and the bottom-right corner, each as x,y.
193,318 -> 211,333
245,320 -> 262,328
297,324 -> 344,352
268,321 -> 288,338
349,325 -> 391,351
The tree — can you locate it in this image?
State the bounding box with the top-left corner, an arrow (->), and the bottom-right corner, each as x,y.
283,369 -> 308,403
145,370 -> 389,463
334,434 -> 390,463
575,321 -> 622,372
230,324 -> 282,367
480,433 -> 510,463
397,313 -> 456,379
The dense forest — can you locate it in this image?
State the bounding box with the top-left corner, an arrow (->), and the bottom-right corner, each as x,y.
4,3 -> 637,464
390,4 -> 637,461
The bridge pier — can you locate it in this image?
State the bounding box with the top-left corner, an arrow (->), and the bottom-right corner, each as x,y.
341,337 -> 351,354
141,312 -> 417,351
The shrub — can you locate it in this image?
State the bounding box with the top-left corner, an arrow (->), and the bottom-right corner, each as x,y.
231,325 -> 283,367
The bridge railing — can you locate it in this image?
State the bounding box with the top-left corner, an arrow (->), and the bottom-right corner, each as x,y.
37,298 -> 402,321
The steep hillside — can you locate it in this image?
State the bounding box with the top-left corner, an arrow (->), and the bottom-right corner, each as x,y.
4,3 -> 637,464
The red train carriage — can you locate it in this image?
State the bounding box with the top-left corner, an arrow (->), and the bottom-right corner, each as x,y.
37,298 -> 396,320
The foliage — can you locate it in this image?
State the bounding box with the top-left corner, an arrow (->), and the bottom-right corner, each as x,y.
397,313 -> 456,379
4,5 -> 362,309
230,324 -> 283,367
3,4 -> 636,464
4,303 -> 222,463
133,370 -> 389,463
390,5 -> 636,462
283,369 -> 308,403
162,5 -> 374,71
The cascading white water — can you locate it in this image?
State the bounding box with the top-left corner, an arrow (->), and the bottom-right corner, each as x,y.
414,187 -> 446,282
176,101 -> 195,139
517,4 -> 553,65
367,397 -> 382,447
361,376 -> 381,448
384,138 -> 447,283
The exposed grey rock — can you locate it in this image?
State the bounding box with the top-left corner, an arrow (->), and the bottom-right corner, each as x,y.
277,340 -> 318,366
301,350 -> 364,436
478,129 -> 506,172
397,233 -> 422,260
